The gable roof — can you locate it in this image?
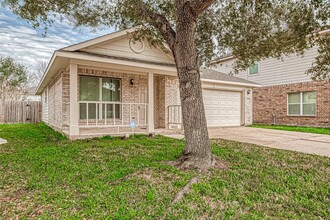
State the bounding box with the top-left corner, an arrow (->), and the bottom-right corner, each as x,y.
36,27 -> 260,95
62,28 -> 137,52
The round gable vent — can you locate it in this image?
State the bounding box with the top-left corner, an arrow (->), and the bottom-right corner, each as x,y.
129,38 -> 145,54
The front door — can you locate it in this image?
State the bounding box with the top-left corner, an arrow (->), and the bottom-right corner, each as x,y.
139,82 -> 148,125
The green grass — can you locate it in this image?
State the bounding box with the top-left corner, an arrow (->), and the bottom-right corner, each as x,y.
0,123 -> 329,219
252,124 -> 330,135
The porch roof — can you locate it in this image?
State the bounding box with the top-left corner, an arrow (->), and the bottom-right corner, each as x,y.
35,50 -> 178,95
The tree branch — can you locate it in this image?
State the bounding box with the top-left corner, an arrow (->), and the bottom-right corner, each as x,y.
134,0 -> 176,53
190,0 -> 215,17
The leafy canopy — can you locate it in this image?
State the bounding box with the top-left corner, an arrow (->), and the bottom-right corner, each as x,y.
3,0 -> 330,79
0,56 -> 28,101
0,56 -> 27,87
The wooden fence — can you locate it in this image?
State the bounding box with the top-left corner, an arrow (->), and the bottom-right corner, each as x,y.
0,101 -> 42,124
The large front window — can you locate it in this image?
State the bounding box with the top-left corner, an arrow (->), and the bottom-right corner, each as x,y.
288,92 -> 316,116
79,76 -> 121,120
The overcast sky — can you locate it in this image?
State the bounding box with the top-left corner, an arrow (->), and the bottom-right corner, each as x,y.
0,6 -> 115,74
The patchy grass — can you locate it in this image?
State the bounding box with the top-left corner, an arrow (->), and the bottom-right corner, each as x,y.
0,123 -> 329,219
252,124 -> 330,135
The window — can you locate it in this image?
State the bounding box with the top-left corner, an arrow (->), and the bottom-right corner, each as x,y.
288,92 -> 316,116
248,62 -> 259,75
79,76 -> 121,120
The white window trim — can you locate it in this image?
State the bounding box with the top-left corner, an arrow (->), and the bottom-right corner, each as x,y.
79,75 -> 122,120
287,92 -> 317,116
248,62 -> 260,76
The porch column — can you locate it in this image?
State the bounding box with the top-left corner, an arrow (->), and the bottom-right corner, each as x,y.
147,72 -> 155,132
69,63 -> 79,136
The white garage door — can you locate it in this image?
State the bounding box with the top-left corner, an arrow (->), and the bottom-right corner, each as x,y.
203,89 -> 241,127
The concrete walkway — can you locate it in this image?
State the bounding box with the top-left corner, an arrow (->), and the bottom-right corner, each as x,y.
0,137 -> 7,145
209,127 -> 330,157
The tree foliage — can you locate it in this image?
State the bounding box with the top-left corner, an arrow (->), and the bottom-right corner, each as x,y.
0,57 -> 28,101
3,0 -> 330,79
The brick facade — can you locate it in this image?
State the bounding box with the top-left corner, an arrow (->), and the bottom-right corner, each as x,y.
154,75 -> 166,128
47,72 -> 63,131
62,70 -> 70,134
253,81 -> 330,127
43,65 -> 254,137
244,89 -> 253,125
164,76 -> 181,129
154,75 -> 181,129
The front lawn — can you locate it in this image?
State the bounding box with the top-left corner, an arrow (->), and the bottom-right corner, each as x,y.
252,124 -> 330,135
0,123 -> 329,219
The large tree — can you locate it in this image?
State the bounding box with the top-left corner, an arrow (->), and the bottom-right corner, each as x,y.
4,0 -> 329,170
0,56 -> 28,101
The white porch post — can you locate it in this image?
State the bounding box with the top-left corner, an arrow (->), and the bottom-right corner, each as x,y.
147,72 -> 155,132
69,63 -> 79,136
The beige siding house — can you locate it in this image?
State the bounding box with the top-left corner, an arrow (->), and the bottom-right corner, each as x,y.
212,47 -> 318,86
36,28 -> 259,139
212,30 -> 330,127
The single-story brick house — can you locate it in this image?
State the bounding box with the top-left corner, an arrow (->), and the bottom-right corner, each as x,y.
36,28 -> 259,139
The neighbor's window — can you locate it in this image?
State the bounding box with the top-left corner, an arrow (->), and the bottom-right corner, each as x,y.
248,62 -> 259,75
288,92 -> 316,116
79,76 -> 121,120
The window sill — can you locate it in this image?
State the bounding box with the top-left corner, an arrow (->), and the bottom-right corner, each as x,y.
287,115 -> 317,117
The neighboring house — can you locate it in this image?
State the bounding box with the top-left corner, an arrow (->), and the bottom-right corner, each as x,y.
23,87 -> 41,101
212,32 -> 330,127
36,28 -> 259,139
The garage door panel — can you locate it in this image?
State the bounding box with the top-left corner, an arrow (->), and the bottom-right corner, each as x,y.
203,89 -> 241,127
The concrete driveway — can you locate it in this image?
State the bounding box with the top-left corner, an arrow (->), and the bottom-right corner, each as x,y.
209,127 -> 330,157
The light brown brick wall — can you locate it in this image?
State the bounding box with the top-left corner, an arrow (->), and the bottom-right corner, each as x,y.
62,70 -> 70,134
253,81 -> 330,127
154,75 -> 166,128
165,76 -> 181,129
244,89 -> 253,125
47,72 -> 63,130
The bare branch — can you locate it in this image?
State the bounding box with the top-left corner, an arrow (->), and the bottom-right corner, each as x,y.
134,0 -> 176,52
190,0 -> 216,17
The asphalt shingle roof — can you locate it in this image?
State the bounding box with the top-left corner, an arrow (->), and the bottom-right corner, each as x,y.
200,68 -> 259,85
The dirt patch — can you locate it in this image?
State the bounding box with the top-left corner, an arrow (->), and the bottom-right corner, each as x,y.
109,168 -> 180,186
0,189 -> 53,219
165,156 -> 229,172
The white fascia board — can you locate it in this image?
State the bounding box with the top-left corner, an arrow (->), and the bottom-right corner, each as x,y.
35,52 -> 57,95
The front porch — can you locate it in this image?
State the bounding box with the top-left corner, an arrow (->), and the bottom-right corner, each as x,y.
67,62 -> 182,138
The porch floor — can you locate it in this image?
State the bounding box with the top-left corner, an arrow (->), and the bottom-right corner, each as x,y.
72,127 -> 183,140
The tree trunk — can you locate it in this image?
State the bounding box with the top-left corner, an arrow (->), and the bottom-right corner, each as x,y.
174,1 -> 213,170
